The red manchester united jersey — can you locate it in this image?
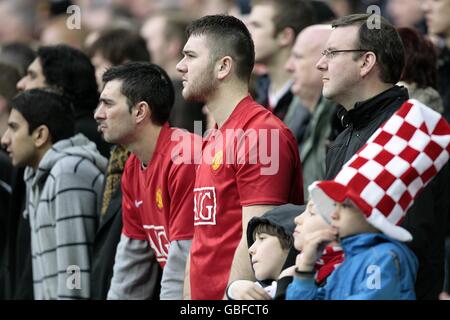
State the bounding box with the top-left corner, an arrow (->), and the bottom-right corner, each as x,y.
190,96 -> 304,299
121,123 -> 198,267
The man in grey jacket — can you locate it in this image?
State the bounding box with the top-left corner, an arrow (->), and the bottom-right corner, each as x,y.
1,89 -> 107,299
285,25 -> 337,199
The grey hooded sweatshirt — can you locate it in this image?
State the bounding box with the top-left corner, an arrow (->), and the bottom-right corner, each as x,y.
24,134 -> 107,300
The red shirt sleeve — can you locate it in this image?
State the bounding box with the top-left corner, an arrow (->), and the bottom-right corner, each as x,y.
121,158 -> 147,240
235,126 -> 303,206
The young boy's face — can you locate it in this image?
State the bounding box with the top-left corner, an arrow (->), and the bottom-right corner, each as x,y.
248,232 -> 289,281
330,202 -> 379,238
293,200 -> 330,251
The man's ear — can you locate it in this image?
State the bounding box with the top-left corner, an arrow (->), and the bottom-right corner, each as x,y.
33,125 -> 50,148
134,101 -> 151,124
217,56 -> 233,80
277,27 -> 296,47
360,51 -> 377,78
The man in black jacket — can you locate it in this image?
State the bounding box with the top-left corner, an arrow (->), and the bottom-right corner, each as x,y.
316,13 -> 449,299
16,45 -> 111,158
0,61 -> 33,300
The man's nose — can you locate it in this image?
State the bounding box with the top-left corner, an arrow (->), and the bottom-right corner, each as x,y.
316,55 -> 327,71
16,77 -> 27,91
94,104 -> 104,120
1,130 -> 10,147
176,58 -> 186,73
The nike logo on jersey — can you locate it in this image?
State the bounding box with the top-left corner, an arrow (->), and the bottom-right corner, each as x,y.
134,200 -> 144,208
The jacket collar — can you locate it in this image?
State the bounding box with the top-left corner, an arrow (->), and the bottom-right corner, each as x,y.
338,85 -> 409,130
340,233 -> 394,257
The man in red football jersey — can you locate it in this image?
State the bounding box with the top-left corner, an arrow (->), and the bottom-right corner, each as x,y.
94,62 -> 198,299
176,15 -> 304,300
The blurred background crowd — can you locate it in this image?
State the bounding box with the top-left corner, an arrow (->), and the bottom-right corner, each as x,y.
1,0 -> 450,300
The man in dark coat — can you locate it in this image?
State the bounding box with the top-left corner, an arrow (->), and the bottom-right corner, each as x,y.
0,61 -> 32,300
16,45 -> 111,158
316,13 -> 449,299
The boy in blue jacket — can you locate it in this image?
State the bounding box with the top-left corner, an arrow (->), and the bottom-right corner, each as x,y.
287,99 -> 450,300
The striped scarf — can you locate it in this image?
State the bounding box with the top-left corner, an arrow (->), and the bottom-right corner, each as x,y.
315,245 -> 344,285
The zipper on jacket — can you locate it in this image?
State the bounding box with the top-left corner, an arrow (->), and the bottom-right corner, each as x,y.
345,123 -> 353,147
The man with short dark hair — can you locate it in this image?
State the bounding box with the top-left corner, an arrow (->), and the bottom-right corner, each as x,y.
1,89 -> 107,299
0,61 -> 19,197
176,15 -> 303,300
0,62 -> 20,299
317,13 -> 450,299
0,62 -> 20,143
87,28 -> 150,90
0,55 -> 35,300
140,10 -> 206,133
16,45 -> 110,158
95,62 -> 197,299
319,14 -> 407,177
248,0 -> 315,121
85,26 -> 150,300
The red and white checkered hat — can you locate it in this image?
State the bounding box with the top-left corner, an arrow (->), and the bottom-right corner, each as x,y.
309,99 -> 450,242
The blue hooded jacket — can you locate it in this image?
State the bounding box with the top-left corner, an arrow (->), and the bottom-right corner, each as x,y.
286,233 -> 418,300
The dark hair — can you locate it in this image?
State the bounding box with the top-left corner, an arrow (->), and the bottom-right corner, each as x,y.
87,28 -> 151,66
49,0 -> 73,17
10,89 -> 75,143
332,14 -> 405,84
37,45 -> 99,112
311,0 -> 337,24
0,62 -> 20,101
251,0 -> 315,36
398,27 -> 438,89
187,15 -> 255,82
253,223 -> 293,250
102,62 -> 174,125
